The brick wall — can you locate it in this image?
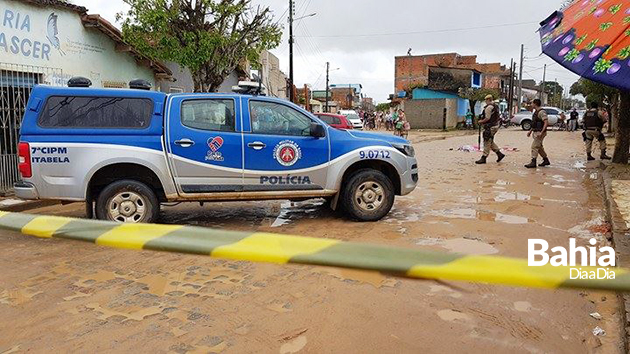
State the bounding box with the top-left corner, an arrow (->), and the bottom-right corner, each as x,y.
330,87 -> 355,109
394,53 -> 508,93
403,98 -> 459,129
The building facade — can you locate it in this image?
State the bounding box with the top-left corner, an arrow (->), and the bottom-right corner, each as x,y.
394,53 -> 509,94
1,0 -> 171,89
0,0 -> 174,193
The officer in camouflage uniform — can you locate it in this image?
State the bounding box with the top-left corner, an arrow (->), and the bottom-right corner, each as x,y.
525,99 -> 551,168
582,102 -> 611,161
475,94 -> 506,164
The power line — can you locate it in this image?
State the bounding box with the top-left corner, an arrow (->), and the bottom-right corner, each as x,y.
296,21 -> 538,38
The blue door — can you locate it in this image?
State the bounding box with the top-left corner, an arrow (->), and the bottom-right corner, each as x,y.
242,98 -> 329,191
166,95 -> 243,193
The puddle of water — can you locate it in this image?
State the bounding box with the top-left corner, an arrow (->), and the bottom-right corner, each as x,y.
494,192 -> 531,202
415,237 -> 444,246
479,179 -> 514,186
429,208 -> 530,224
429,285 -> 462,298
441,238 -> 498,255
460,196 -> 482,204
272,202 -> 293,227
271,201 -> 325,228
568,217 -> 607,241
574,161 -> 586,169
312,267 -> 397,288
280,335 -> 308,354
514,301 -> 532,313
437,309 -> 471,322
495,213 -> 529,224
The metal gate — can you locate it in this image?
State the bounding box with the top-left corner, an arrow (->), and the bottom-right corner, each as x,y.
0,63 -> 63,194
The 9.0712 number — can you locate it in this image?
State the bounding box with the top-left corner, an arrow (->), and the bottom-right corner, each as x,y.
360,150 -> 391,159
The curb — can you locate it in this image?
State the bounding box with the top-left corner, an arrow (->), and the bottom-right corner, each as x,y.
601,163 -> 630,353
0,200 -> 59,213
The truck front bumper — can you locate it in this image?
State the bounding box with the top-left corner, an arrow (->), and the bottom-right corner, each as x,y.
14,181 -> 39,200
400,156 -> 419,195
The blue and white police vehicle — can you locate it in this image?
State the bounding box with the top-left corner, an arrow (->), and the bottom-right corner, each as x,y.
14,79 -> 418,223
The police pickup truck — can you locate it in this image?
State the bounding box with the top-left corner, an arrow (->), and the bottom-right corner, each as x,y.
15,82 -> 418,223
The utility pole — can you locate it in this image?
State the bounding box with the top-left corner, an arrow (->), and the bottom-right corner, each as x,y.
507,58 -> 514,116
554,78 -> 558,107
288,0 -> 294,103
325,62 -> 330,113
541,64 -> 547,103
517,44 -> 524,110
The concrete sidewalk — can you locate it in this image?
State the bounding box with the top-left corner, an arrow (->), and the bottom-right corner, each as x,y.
0,197 -> 58,212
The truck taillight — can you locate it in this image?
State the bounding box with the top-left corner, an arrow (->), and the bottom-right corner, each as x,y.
18,142 -> 32,178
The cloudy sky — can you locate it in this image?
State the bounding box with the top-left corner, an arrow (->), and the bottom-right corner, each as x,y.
87,0 -> 580,103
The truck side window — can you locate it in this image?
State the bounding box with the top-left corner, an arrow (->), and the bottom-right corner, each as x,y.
39,96 -> 153,128
181,99 -> 235,132
250,101 -> 311,136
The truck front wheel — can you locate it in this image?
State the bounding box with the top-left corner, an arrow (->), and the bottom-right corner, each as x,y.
341,169 -> 395,221
96,180 -> 159,223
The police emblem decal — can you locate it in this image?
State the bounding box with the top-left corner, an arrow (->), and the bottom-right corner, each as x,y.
273,140 -> 302,167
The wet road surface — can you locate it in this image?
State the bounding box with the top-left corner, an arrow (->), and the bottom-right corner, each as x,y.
0,129 -> 624,353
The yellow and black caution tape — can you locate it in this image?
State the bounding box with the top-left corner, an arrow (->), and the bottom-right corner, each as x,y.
0,211 -> 628,292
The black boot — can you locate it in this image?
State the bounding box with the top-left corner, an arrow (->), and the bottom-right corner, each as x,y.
587,153 -> 595,161
539,158 -> 550,167
525,159 -> 537,169
475,155 -> 487,164
601,152 -> 611,160
496,151 -> 506,163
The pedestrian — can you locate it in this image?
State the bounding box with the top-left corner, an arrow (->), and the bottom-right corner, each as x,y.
475,95 -> 506,164
394,109 -> 406,137
569,108 -> 579,131
465,109 -> 474,129
525,99 -> 551,168
582,102 -> 611,161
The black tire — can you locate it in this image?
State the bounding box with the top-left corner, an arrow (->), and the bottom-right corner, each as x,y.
340,169 -> 395,222
96,180 -> 159,223
521,120 -> 532,131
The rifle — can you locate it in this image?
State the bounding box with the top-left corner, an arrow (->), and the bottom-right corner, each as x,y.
478,122 -> 482,150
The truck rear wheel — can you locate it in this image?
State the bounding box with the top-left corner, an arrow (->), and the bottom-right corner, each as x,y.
341,169 -> 395,221
96,180 -> 159,223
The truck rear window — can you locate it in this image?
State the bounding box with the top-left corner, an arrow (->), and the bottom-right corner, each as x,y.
38,96 -> 153,128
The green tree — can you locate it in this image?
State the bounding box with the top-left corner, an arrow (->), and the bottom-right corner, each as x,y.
376,103 -> 391,112
119,0 -> 281,92
541,81 -> 564,108
459,88 -> 500,118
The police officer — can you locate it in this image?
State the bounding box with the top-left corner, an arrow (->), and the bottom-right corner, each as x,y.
475,94 -> 506,164
583,102 -> 611,161
525,99 -> 551,168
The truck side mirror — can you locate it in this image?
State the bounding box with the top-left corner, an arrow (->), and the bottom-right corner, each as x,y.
310,123 -> 326,138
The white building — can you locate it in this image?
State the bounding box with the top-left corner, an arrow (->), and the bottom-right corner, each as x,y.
0,0 -> 172,88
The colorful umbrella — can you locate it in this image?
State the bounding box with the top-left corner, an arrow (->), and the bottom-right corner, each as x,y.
539,0 -> 630,91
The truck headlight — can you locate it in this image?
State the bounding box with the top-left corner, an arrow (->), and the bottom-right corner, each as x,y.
392,143 -> 415,157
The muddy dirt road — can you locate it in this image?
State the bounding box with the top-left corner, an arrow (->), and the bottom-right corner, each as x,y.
0,129 -> 624,353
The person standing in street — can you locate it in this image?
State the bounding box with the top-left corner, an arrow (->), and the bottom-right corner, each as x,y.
475,95 -> 505,164
394,109 -> 406,136
582,102 -> 611,161
465,109 -> 474,129
525,99 -> 551,168
569,108 -> 579,131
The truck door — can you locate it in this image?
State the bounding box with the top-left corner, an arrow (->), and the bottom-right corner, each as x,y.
166,95 -> 243,194
242,98 -> 329,191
